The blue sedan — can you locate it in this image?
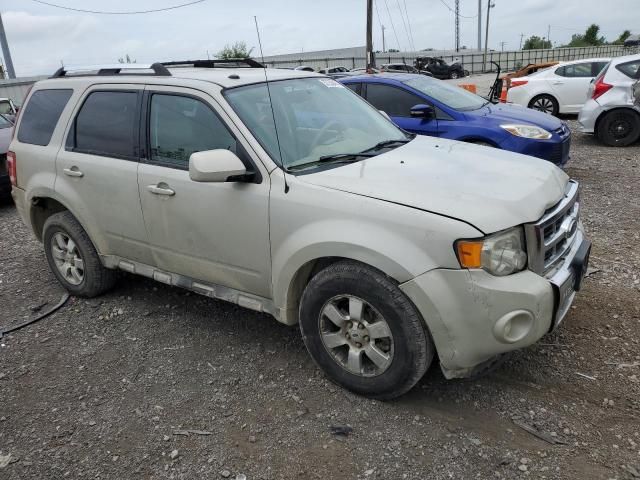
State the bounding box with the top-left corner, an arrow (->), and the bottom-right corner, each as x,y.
339,73 -> 571,166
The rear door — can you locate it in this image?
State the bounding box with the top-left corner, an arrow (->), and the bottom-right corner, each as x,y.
136,85 -> 271,297
56,85 -> 153,265
549,62 -> 598,112
364,82 -> 439,136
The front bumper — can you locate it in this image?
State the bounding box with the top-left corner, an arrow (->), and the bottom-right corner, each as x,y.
400,223 -> 590,378
0,174 -> 11,198
499,129 -> 571,167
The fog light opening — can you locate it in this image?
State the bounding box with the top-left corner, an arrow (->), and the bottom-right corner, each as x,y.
493,310 -> 534,344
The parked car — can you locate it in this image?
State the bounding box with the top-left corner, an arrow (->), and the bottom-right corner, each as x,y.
340,73 -> 572,166
293,65 -> 315,72
350,67 -> 380,74
414,57 -> 466,79
318,66 -> 349,74
506,58 -> 610,116
0,97 -> 19,123
9,60 -> 589,399
499,61 -> 559,92
578,53 -> 640,146
0,114 -> 14,200
380,63 -> 432,77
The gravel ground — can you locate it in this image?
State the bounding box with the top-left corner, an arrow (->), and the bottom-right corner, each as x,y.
1,121 -> 639,480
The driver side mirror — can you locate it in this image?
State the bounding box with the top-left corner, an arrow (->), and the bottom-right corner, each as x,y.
189,149 -> 247,183
410,104 -> 435,119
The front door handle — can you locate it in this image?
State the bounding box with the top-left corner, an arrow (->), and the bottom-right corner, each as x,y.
147,184 -> 175,196
63,167 -> 83,177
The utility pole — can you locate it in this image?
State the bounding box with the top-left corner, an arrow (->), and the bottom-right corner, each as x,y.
454,0 -> 460,52
500,41 -> 506,51
519,33 -> 524,49
483,1 -> 494,71
0,12 -> 16,79
477,0 -> 482,50
547,24 -> 551,48
381,24 -> 386,53
366,0 -> 375,71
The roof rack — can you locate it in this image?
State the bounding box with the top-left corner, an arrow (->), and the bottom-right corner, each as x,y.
51,63 -> 171,78
161,58 -> 265,69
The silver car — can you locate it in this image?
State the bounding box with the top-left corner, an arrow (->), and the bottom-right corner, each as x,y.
578,53 -> 640,146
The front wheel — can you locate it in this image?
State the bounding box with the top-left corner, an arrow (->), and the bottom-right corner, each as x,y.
299,261 -> 434,400
596,109 -> 640,147
449,71 -> 459,79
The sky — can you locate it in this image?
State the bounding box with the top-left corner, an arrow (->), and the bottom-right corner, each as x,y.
1,0 -> 638,77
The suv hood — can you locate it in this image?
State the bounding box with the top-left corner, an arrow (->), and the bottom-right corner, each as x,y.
298,136 -> 569,233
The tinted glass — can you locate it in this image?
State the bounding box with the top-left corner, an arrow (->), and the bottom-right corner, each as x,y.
366,83 -> 424,116
345,83 -> 361,95
0,100 -> 12,115
18,89 -> 72,146
556,63 -> 593,78
403,76 -> 487,111
75,91 -> 138,158
592,62 -> 609,76
149,94 -> 236,168
616,60 -> 640,79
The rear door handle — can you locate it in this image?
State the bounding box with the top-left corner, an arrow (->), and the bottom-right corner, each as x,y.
63,167 -> 83,177
147,184 -> 175,196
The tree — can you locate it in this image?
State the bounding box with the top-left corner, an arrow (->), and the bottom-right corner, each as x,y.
522,35 -> 552,50
612,30 -> 632,45
118,54 -> 136,64
216,41 -> 254,59
564,24 -> 606,47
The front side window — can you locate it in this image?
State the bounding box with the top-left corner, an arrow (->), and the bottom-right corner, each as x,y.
366,83 -> 424,116
73,91 -> 138,158
224,77 -> 407,170
18,89 -> 73,146
149,94 -> 237,168
403,76 -> 487,111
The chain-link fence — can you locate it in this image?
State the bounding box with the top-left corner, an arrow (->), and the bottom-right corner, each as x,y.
264,45 -> 639,74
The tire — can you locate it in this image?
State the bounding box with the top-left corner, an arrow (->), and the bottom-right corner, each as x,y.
449,71 -> 459,80
596,109 -> 640,147
43,211 -> 117,297
528,94 -> 559,116
299,260 -> 434,400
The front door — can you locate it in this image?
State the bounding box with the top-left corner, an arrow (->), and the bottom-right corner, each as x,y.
137,86 -> 272,297
364,83 -> 439,136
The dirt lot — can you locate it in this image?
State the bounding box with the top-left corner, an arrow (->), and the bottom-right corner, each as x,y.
1,122 -> 639,480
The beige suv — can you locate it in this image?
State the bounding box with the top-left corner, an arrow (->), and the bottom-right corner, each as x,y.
9,60 -> 590,399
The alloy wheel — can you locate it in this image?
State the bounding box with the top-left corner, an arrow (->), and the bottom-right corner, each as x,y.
51,232 -> 84,286
318,295 -> 394,377
532,97 -> 555,114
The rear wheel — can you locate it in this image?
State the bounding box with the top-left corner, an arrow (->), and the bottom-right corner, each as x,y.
43,211 -> 117,297
596,109 -> 640,147
299,261 -> 434,400
528,94 -> 559,116
449,70 -> 459,79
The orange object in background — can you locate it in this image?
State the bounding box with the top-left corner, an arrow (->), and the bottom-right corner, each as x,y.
499,85 -> 508,102
459,84 -> 477,94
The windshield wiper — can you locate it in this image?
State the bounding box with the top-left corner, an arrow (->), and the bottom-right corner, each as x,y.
361,138 -> 412,153
288,152 -> 377,171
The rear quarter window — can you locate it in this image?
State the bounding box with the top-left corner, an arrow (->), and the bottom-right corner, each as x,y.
616,60 -> 640,79
17,89 -> 73,146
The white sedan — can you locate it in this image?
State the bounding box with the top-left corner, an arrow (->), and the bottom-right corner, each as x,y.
506,58 -> 610,116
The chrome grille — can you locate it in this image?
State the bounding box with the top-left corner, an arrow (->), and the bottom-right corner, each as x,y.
524,180 -> 580,276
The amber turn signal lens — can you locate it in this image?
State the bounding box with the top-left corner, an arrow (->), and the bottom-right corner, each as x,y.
456,241 -> 483,268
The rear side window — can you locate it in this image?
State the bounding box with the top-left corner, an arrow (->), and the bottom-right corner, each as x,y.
556,63 -> 593,78
616,60 -> 640,79
71,91 -> 139,159
18,89 -> 73,146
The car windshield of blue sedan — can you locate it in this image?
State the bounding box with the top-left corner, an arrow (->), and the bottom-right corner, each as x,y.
403,76 -> 487,111
225,77 -> 407,170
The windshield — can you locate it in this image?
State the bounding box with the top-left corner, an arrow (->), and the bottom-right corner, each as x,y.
225,77 -> 407,169
402,76 -> 487,111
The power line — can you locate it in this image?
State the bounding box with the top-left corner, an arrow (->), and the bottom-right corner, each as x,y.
395,0 -> 413,51
382,0 -> 402,50
402,0 -> 415,51
438,0 -> 477,19
28,0 -> 206,15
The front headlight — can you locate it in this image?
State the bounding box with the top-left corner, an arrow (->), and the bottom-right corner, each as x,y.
455,227 -> 528,276
500,124 -> 552,140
